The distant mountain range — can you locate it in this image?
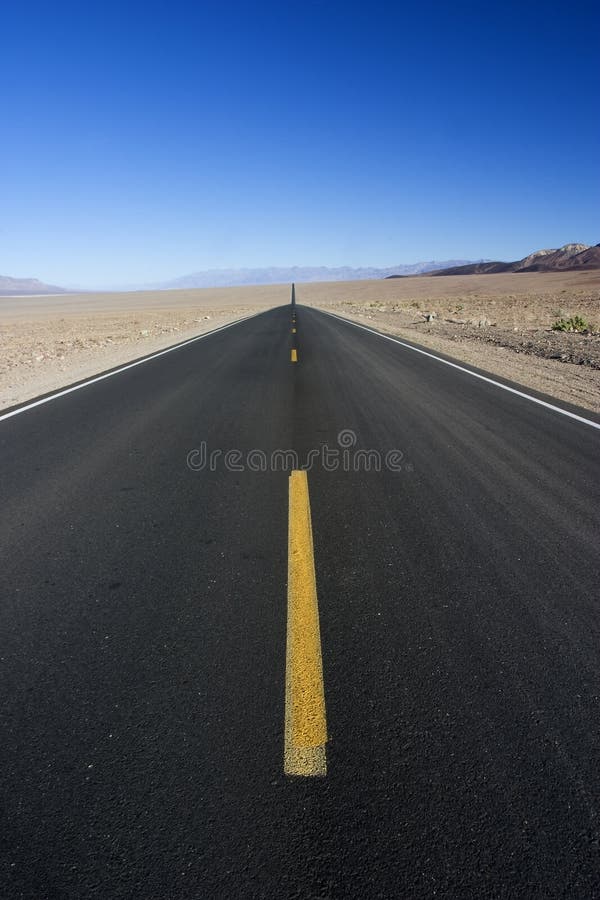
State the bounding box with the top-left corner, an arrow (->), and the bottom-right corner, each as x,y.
428,243 -> 600,276
155,261 -> 479,289
1,244 -> 598,295
0,275 -> 69,296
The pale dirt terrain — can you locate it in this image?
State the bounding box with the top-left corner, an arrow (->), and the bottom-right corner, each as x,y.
0,285 -> 288,411
298,270 -> 600,414
1,272 -> 599,414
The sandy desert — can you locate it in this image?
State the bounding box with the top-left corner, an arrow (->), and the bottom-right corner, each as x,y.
1,270 -> 599,413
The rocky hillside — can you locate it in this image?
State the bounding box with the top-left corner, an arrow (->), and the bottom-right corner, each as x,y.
431,243 -> 600,276
0,275 -> 68,296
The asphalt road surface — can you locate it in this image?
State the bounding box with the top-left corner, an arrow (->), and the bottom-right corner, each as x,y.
1,303 -> 599,898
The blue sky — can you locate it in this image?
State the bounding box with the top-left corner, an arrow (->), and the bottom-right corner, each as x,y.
1,0 -> 598,286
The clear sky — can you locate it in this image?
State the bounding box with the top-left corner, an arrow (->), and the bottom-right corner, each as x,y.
1,0 -> 598,286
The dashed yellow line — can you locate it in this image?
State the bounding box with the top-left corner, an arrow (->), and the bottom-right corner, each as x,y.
284,470 -> 327,776
292,327 -> 296,333
291,348 -> 298,363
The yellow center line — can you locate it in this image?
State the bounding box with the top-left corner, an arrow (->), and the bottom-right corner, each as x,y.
292,327 -> 296,333
284,470 -> 327,776
291,348 -> 298,362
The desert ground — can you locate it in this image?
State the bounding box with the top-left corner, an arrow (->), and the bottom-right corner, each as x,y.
0,284 -> 287,410
1,271 -> 599,413
301,270 -> 600,414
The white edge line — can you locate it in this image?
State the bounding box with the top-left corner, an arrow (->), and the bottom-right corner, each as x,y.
0,310 -> 267,423
318,308 -> 600,432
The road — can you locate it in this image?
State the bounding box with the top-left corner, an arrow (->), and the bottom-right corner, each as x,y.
1,301 -> 599,898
